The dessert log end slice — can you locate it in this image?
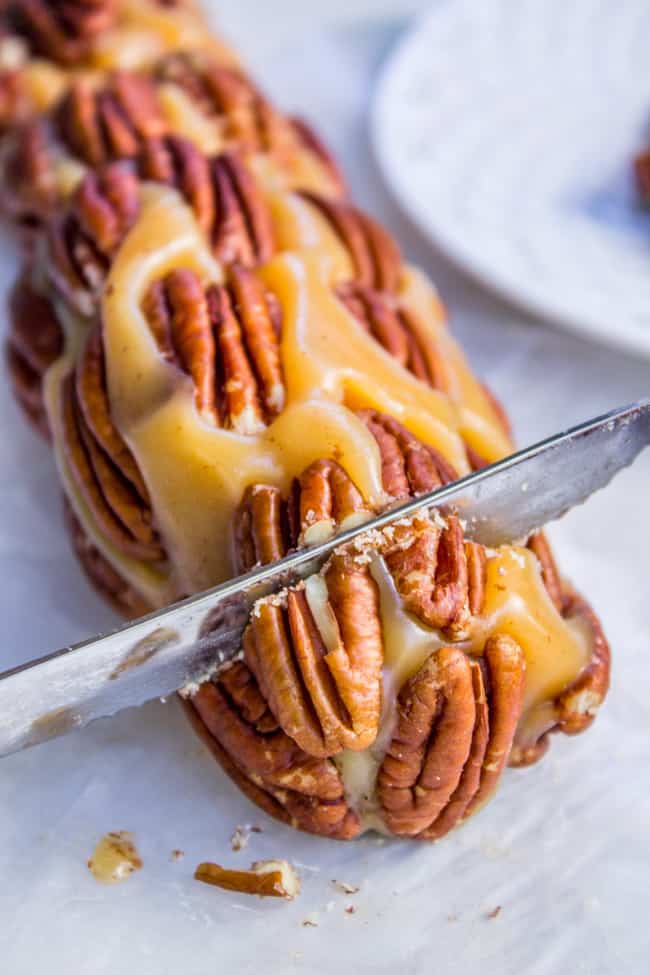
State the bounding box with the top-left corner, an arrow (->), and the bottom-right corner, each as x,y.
1,0 -> 611,843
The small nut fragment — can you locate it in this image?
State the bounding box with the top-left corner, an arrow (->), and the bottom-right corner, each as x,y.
194,859 -> 300,899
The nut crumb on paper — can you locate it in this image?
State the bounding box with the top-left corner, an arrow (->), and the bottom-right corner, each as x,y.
332,879 -> 360,895
302,914 -> 319,927
170,849 -> 185,862
486,906 -> 502,920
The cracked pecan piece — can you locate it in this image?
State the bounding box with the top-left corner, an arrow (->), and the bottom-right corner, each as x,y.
301,192 -> 401,292
6,268 -> 63,437
142,263 -> 283,432
7,0 -> 116,64
377,636 -> 526,839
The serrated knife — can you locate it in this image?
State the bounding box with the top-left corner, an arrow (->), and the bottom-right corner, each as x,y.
0,399 -> 648,759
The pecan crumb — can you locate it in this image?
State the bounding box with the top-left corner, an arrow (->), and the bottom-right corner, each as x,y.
302,914 -> 319,927
332,880 -> 360,895
230,825 -> 253,852
486,906 -> 502,920
345,905 -> 356,915
170,849 -> 185,862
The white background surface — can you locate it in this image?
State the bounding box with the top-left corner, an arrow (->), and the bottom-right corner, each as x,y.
1,3 -> 649,973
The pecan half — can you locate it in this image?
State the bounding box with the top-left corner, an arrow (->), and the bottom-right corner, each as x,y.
139,142 -> 275,264
377,636 -> 525,838
156,53 -> 291,156
185,668 -> 361,839
634,148 -> 650,206
289,116 -> 346,197
357,409 -> 458,499
383,514 -> 487,636
57,72 -> 166,167
63,498 -> 152,618
1,118 -> 58,235
48,161 -> 140,314
142,263 -> 284,432
6,268 -> 63,438
337,283 -> 452,390
60,324 -> 163,562
244,551 -> 383,757
8,0 -> 116,63
300,192 -> 401,292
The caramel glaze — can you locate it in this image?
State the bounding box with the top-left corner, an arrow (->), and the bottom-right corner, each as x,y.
41,184 -> 590,825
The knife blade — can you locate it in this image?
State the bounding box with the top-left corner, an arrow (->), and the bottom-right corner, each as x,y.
1,399 -> 648,759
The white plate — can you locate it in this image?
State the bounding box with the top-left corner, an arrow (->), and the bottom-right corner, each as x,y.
372,0 -> 650,356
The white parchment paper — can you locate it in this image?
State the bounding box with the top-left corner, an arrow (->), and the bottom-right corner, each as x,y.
1,13 -> 648,974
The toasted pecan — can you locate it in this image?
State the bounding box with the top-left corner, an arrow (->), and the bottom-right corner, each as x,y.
156,53 -> 291,156
378,636 -> 525,838
6,268 -> 63,438
383,515 -> 487,636
57,73 -> 166,167
244,551 -> 383,757
63,497 -> 152,618
142,264 -> 284,432
8,0 -> 116,63
357,409 -> 458,498
337,283 -> 452,390
301,192 -> 401,292
186,668 -> 361,840
48,161 -> 140,314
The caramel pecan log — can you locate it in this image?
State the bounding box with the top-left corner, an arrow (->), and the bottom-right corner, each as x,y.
185,666 -> 361,840
57,72 -> 166,168
377,636 -> 525,838
301,192 -> 401,292
6,0 -> 116,64
6,268 -> 63,437
48,161 -> 140,314
142,263 -> 283,431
